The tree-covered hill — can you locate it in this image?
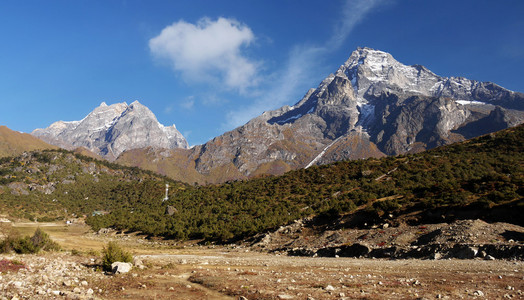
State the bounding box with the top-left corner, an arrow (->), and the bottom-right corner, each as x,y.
0,149 -> 186,221
86,125 -> 523,241
0,125 -> 521,242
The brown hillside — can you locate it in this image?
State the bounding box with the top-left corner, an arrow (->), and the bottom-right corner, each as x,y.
72,147 -> 105,161
0,125 -> 57,158
116,147 -> 209,184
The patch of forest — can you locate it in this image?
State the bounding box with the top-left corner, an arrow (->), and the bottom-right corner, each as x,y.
0,149 -> 186,221
86,125 -> 523,241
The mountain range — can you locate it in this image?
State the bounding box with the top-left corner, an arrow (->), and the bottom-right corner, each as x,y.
30,47 -> 524,184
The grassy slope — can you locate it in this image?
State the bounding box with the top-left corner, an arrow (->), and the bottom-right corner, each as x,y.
0,126 -> 57,157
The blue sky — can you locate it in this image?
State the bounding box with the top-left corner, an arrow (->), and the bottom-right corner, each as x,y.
1,0 -> 523,146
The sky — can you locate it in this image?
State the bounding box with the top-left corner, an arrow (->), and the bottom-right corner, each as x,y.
1,0 -> 523,146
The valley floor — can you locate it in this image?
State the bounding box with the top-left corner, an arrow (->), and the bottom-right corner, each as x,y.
0,222 -> 523,299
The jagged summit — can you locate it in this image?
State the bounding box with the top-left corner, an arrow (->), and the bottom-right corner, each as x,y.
335,47 -> 523,109
168,47 -> 524,183
270,47 -> 524,130
32,101 -> 188,160
33,47 -> 523,184
338,47 -> 441,99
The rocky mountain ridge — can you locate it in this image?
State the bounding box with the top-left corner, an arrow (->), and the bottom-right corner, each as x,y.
32,101 -> 188,160
28,47 -> 524,183
118,47 -> 524,184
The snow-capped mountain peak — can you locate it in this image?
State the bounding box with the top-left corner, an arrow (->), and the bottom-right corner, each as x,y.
32,101 -> 188,160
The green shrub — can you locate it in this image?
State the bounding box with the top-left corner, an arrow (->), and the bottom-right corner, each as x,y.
71,249 -> 82,256
11,236 -> 38,254
0,228 -> 60,254
101,242 -> 133,272
30,228 -> 61,251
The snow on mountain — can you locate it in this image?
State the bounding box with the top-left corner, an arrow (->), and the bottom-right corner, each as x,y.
34,47 -> 524,184
32,101 -> 188,160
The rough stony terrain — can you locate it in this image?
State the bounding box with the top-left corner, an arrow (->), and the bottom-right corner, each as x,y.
248,219 -> 524,260
0,253 -> 102,299
0,221 -> 523,299
1,249 -> 523,300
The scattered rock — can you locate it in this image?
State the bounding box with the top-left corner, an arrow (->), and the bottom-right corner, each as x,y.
112,262 -> 133,274
474,290 -> 485,297
166,205 -> 178,216
133,257 -> 145,269
325,285 -> 335,291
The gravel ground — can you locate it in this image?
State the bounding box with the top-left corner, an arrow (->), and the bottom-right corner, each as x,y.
3,249 -> 522,300
0,253 -> 102,299
1,219 -> 523,299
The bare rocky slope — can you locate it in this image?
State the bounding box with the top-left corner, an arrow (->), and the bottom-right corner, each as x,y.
118,47 -> 524,184
246,218 -> 524,261
28,48 -> 524,184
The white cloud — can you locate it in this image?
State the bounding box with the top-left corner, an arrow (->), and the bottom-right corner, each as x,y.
223,0 -> 387,129
149,17 -> 258,91
180,96 -> 195,110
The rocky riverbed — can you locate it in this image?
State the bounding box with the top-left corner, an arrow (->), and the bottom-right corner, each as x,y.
1,218 -> 523,299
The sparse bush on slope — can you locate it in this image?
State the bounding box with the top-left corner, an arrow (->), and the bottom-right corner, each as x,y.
101,241 -> 133,272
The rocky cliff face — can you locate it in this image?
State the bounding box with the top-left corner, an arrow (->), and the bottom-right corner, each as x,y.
153,48 -> 521,183
32,101 -> 188,160
177,48 -> 523,180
